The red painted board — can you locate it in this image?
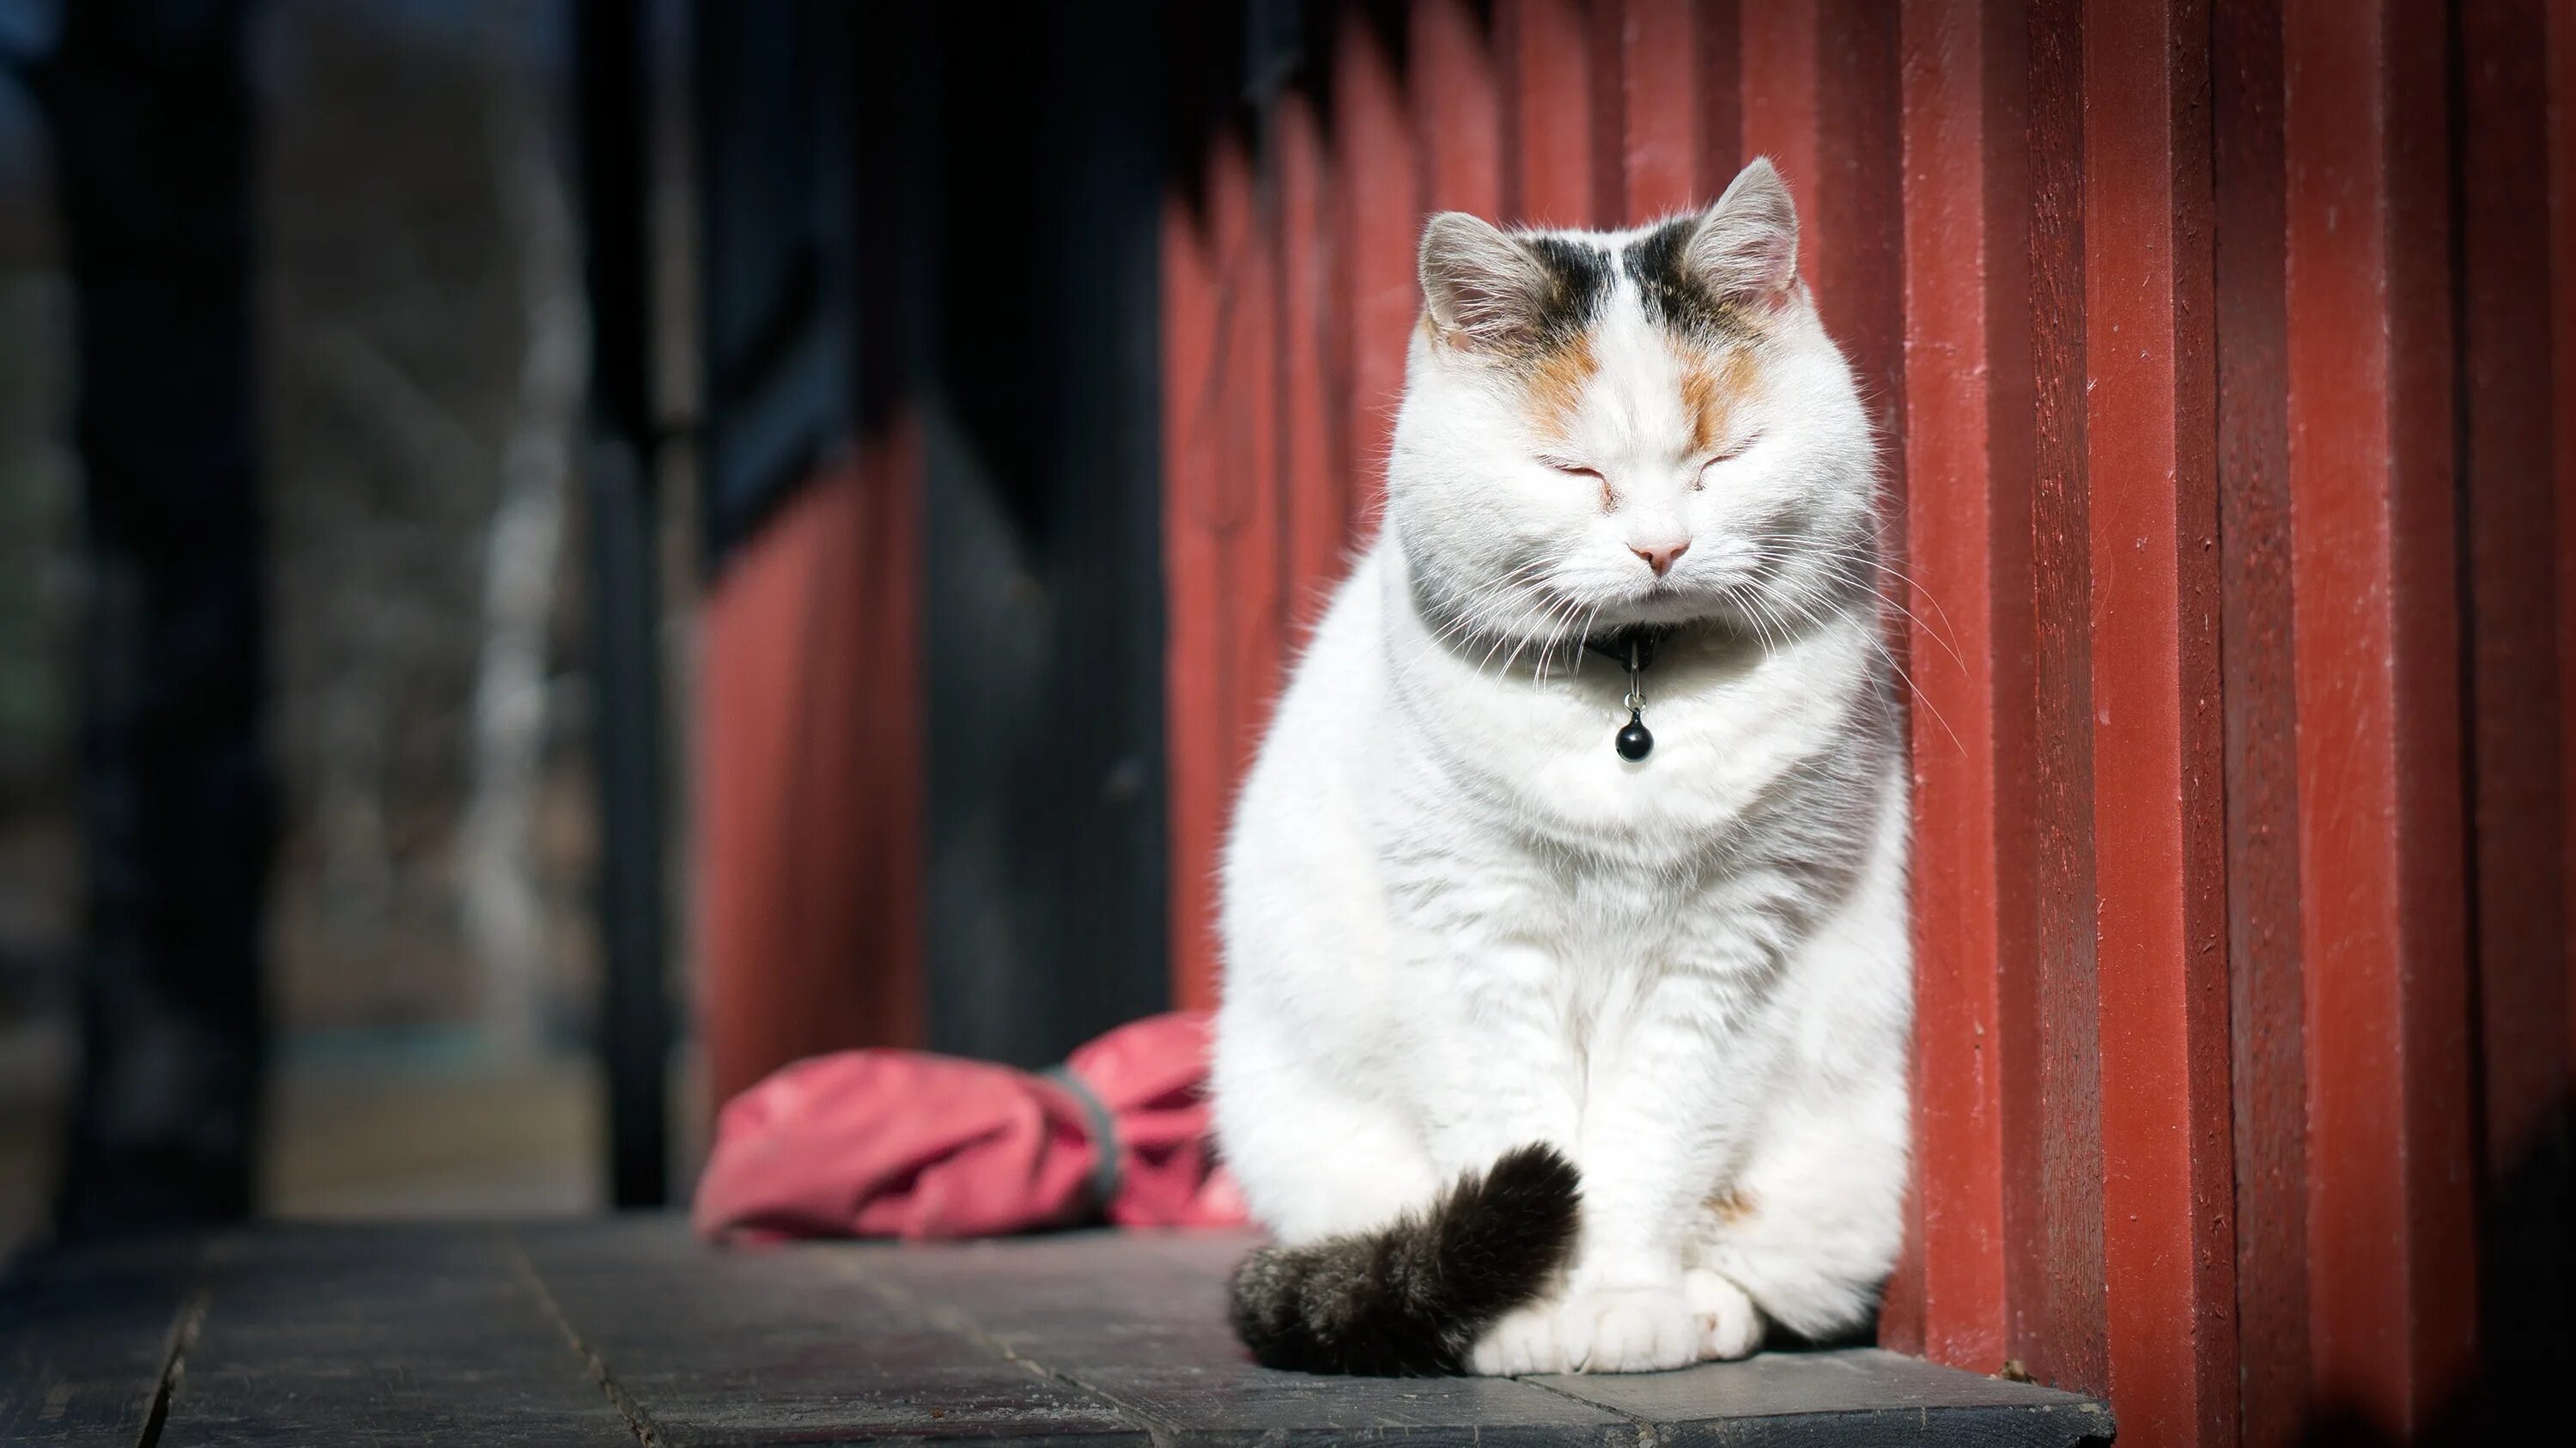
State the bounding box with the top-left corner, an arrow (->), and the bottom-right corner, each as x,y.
1818,0 -> 1909,536
2555,0 -> 2576,1121
2212,1 -> 2310,1443
2019,0 -> 2110,1397
1747,1 -> 1908,569
1204,144 -> 1285,950
1413,0 -> 1504,221
2081,4 -> 2236,1446
1587,0 -> 1627,226
2283,0 -> 2480,1434
1697,0 -> 1746,200
1894,0 -> 2027,1377
1277,93 -> 1349,642
1163,178 -> 1228,1014
1331,10 -> 1417,536
1617,0 -> 1704,221
2461,0 -> 2569,1190
697,443 -> 925,1110
1498,0 -> 1595,228
1741,1 -> 1823,252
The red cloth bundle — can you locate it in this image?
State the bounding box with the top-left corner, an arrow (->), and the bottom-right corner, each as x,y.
691,1011 -> 1249,1242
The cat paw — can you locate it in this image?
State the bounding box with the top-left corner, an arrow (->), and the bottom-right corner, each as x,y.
1682,1268 -> 1766,1360
1469,1299 -> 1571,1375
1549,1286 -> 1699,1373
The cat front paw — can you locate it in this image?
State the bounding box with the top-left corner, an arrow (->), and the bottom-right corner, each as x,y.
1468,1299 -> 1571,1375
1682,1268 -> 1766,1360
1471,1283 -> 1731,1374
1544,1286 -> 1699,1373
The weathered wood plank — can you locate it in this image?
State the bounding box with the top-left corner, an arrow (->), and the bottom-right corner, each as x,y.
848,1232 -> 2111,1448
1528,1348 -> 2114,1446
0,1237 -> 204,1445
2018,0 -> 2110,1398
1891,0 -> 2031,1372
848,1232 -> 1632,1446
516,1219 -> 1145,1447
2282,0 -> 2480,1433
154,1226 -> 635,1446
2211,1 -> 2309,1443
2079,3 -> 2237,1445
4,1223 -> 2117,1445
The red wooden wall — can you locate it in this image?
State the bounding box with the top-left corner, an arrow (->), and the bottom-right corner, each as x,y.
1162,2 -> 2576,1441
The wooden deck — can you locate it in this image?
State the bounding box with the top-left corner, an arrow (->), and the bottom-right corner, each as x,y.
1,1222 -> 2112,1445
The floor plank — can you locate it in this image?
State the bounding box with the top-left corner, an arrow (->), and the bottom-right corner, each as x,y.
0,1236 -> 203,1445
3,1220 -> 2115,1445
515,1218 -> 1146,1446
847,1232 -> 1638,1446
1531,1348 -> 2117,1445
155,1226 -> 638,1447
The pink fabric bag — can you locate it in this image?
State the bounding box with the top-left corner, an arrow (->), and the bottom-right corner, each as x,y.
691,1011 -> 1248,1243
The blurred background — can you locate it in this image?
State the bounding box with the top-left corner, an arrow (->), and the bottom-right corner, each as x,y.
0,0 -> 1180,1252
0,0 -> 1184,1255
0,0 -> 688,1249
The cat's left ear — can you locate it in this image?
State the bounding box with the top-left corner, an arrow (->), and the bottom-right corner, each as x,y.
1686,156 -> 1800,312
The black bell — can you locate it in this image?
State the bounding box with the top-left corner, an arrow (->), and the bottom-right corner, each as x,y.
1615,710 -> 1654,761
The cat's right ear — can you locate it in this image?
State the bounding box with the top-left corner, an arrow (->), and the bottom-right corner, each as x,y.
1685,157 -> 1800,313
1419,212 -> 1552,352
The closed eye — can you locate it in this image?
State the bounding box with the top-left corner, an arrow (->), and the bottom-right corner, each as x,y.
1694,433 -> 1762,488
1540,457 -> 1616,510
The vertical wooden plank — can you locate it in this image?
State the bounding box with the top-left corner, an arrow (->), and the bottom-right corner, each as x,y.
1741,2 -> 1825,248
2020,0 -> 2110,1398
1816,0 -> 1910,536
1330,10 -> 1417,534
2282,0 -> 2480,1435
700,450 -> 927,1107
1209,136 -> 1285,1006
1498,0 -> 1595,227
2555,0 -> 2576,1147
1588,0 -> 1630,227
2081,3 -> 2235,1445
2212,2 -> 2309,1445
2461,0 -> 2575,1396
1698,0 -> 1747,198
1162,183 -> 1227,1013
1896,0 -> 2029,1378
1742,0 -> 1909,588
2462,0 -> 2567,1181
1617,0 -> 1706,220
1413,0 -> 1504,221
1162,126 -> 1292,1017
1276,92 -> 1346,640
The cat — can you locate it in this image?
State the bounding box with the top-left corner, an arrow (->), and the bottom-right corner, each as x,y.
1212,157 -> 1910,1377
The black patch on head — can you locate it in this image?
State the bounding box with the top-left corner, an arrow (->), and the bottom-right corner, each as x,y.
1624,216 -> 1746,341
1514,235 -> 1613,352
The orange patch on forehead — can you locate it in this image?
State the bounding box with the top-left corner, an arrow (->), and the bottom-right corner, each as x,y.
1677,344 -> 1757,453
1518,332 -> 1598,441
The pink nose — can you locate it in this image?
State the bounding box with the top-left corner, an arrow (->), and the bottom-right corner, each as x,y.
1631,540 -> 1691,577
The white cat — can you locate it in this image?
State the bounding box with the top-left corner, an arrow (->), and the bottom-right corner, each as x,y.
1214,158 -> 1910,1377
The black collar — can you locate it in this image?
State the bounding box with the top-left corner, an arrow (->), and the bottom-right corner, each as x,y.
1581,624 -> 1671,672
1583,624 -> 1671,762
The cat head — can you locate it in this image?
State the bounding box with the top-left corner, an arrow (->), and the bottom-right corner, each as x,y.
1388,157 -> 1878,655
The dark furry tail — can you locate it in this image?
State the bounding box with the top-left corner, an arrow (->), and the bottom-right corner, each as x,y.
1227,1144 -> 1581,1375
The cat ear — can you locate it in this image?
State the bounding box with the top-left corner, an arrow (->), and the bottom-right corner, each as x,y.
1419,211 -> 1553,350
1685,156 -> 1800,311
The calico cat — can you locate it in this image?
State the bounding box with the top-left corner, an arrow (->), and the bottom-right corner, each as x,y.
1213,159 -> 1910,1377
